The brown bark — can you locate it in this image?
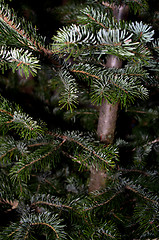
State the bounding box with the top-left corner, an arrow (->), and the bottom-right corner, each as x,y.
89,5 -> 129,192
97,55 -> 122,144
97,99 -> 119,144
88,166 -> 106,192
96,4 -> 128,143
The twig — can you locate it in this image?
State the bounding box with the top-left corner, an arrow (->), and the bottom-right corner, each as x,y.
49,131 -> 112,167
31,201 -> 73,210
118,168 -> 150,176
132,138 -> 159,152
84,191 -> 122,211
125,185 -> 158,204
16,138 -> 66,175
0,147 -> 17,159
31,222 -> 59,239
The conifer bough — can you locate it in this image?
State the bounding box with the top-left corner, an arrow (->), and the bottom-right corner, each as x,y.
52,1 -> 153,144
0,0 -> 159,239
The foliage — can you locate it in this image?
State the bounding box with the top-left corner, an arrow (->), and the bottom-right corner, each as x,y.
51,3 -> 155,110
0,0 -> 159,239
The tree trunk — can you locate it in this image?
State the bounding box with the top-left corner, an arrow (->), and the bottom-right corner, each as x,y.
89,4 -> 129,192
96,4 -> 129,143
97,99 -> 119,144
97,55 -> 122,144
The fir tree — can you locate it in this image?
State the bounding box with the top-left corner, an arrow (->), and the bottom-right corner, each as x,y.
0,0 -> 159,239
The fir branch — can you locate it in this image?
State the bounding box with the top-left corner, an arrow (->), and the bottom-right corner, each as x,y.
131,137 -> 159,152
125,185 -> 158,204
58,70 -> 79,111
71,68 -> 101,80
52,24 -> 96,57
0,47 -> 40,77
0,108 -> 13,118
96,221 -> 121,239
78,5 -> 127,32
118,168 -> 150,176
79,6 -> 107,29
134,201 -> 159,238
102,0 -> 149,12
0,212 -> 67,239
100,231 -> 115,238
0,136 -> 30,164
31,201 -> 73,211
0,1 -> 158,239
62,150 -> 88,167
16,151 -> 53,175
0,198 -> 18,211
0,108 -> 13,124
84,191 -> 122,211
7,227 -> 20,238
128,21 -> 154,43
44,179 -> 59,192
0,96 -> 45,139
72,63 -> 149,106
30,194 -> 76,212
53,131 -> 118,170
0,3 -> 45,51
28,142 -> 49,148
0,2 -> 60,70
75,144 -> 118,170
11,138 -> 66,184
72,63 -> 149,81
147,138 -> 159,146
31,222 -> 60,239
71,68 -> 129,94
0,146 -> 17,160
